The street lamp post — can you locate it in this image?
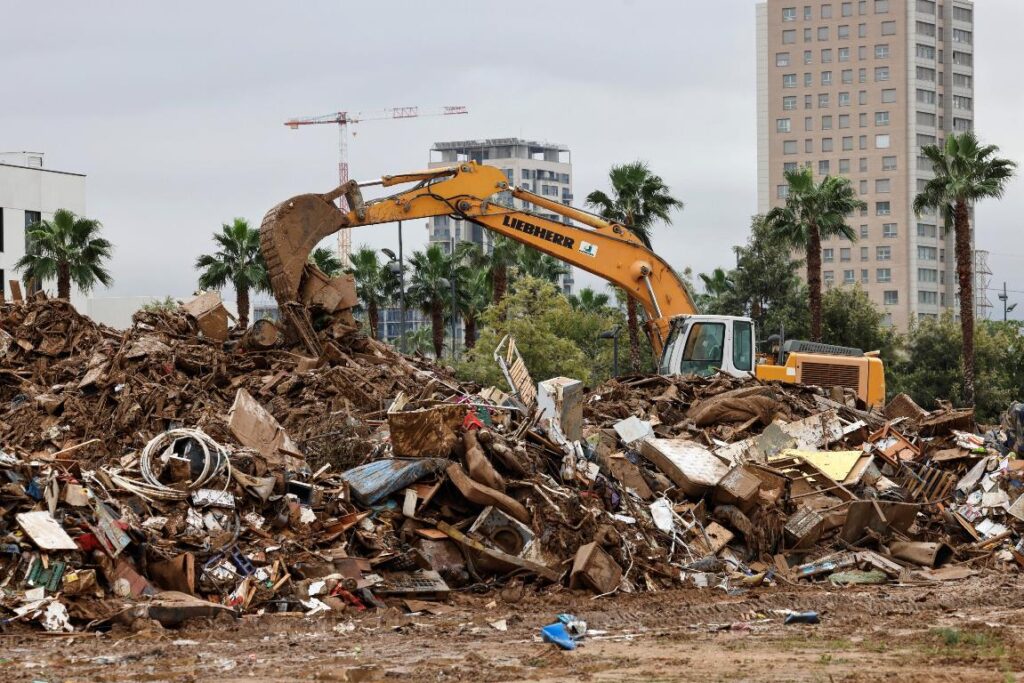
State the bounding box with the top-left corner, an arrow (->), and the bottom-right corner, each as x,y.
382,225 -> 406,353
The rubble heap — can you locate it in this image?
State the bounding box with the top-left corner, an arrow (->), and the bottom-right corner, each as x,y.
2,295 -> 1023,633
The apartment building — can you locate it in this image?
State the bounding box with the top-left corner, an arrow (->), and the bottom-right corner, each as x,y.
0,152 -> 88,308
757,0 -> 976,329
427,138 -> 575,295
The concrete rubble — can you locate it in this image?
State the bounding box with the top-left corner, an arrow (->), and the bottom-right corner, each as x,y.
2,295 -> 1024,634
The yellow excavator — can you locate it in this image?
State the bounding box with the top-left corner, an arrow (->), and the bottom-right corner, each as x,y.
259,161 -> 885,406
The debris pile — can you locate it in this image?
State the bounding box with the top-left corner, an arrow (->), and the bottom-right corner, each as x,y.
2,295 -> 1024,633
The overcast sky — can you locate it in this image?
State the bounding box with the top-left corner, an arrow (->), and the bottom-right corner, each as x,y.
4,1 -> 1023,316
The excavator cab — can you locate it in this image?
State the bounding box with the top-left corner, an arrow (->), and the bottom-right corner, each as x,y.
658,315 -> 756,378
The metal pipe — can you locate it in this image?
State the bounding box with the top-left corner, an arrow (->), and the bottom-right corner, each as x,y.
642,274 -> 663,319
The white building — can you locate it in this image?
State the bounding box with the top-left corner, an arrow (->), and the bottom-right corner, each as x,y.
0,152 -> 88,309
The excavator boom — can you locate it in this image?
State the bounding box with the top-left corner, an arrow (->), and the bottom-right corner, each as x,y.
260,161 -> 696,355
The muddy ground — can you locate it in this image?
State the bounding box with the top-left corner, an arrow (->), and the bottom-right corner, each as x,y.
3,574 -> 1023,682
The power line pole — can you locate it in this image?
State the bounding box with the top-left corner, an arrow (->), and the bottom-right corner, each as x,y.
999,281 -> 1009,321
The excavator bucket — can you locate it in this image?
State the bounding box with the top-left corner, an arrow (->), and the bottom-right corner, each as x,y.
259,183 -> 359,354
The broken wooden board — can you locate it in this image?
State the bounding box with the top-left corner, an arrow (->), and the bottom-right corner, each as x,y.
16,511 -> 78,550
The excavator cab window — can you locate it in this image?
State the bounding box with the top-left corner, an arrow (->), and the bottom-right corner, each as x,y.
658,321 -> 685,375
678,322 -> 725,377
732,320 -> 753,372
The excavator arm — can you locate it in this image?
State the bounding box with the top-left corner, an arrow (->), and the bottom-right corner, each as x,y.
260,161 -> 696,356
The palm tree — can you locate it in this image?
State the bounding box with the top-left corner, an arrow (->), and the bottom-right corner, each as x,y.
309,246 -> 343,276
568,287 -> 611,314
765,169 -> 866,342
914,131 -> 1017,407
408,244 -> 464,358
488,235 -> 521,304
399,326 -> 434,356
516,245 -> 568,283
194,218 -> 268,329
346,246 -> 397,339
16,208 -> 113,299
459,266 -> 491,349
586,161 -> 684,373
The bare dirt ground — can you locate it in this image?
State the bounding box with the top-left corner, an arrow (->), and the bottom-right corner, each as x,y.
4,574 -> 1024,682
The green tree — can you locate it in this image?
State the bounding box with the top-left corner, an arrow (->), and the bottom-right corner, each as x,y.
398,326 -> 434,356
697,267 -> 743,316
346,246 -> 398,339
16,208 -> 113,299
488,235 -> 521,305
586,161 -> 684,373
408,244 -> 465,358
309,246 -> 343,277
194,218 -> 267,328
515,245 -> 568,283
913,131 -> 1017,407
459,265 -> 491,349
456,276 -> 594,386
820,285 -> 896,356
568,287 -> 611,314
140,296 -> 178,313
765,169 -> 865,343
731,215 -> 809,338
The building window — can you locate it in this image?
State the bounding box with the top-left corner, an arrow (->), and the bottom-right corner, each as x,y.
859,90 -> 868,105
881,20 -> 896,35
805,94 -> 813,109
859,23 -> 867,38
841,136 -> 852,152
875,0 -> 889,12
806,138 -> 814,153
917,111 -> 936,127
917,44 -> 936,60
882,89 -> 897,103
821,48 -> 833,63
875,111 -> 889,126
860,246 -> 869,260
822,138 -> 834,153
838,25 -> 850,39
784,162 -> 799,172
882,156 -> 897,171
783,140 -> 798,155
25,210 -> 40,230
783,6 -> 797,21
876,201 -> 891,215
822,4 -> 833,18
777,185 -> 790,199
917,0 -> 935,14
875,134 -> 890,149
917,89 -> 936,105
875,44 -> 890,59
875,66 -> 890,82
839,114 -> 850,129
952,29 -> 972,45
953,96 -> 973,111
844,269 -> 855,284
860,224 -> 869,238
840,248 -> 852,262
916,21 -> 936,37
783,29 -> 797,44
953,73 -> 973,89
818,26 -> 829,41
805,27 -> 813,42
842,1 -> 853,16
776,52 -> 791,67
859,135 -> 868,150
877,268 -> 892,283
918,268 -> 938,282
819,159 -> 831,175
839,158 -> 851,173
877,179 -> 892,194
783,73 -> 797,88
883,290 -> 898,305
838,92 -> 851,107
916,66 -> 936,82
859,0 -> 867,15
882,222 -> 897,236
917,246 -> 937,260
805,72 -> 813,86
859,157 -> 868,172
783,96 -> 798,111
824,271 -> 835,285
877,247 -> 891,261
842,69 -> 853,84
859,113 -> 867,127
861,269 -> 869,283
804,50 -> 814,65
804,116 -> 813,130
819,93 -> 830,108
821,71 -> 832,85
823,248 -> 835,262
839,47 -> 850,62
804,5 -> 813,20
858,67 -> 866,83
953,117 -> 974,132
953,51 -> 973,67
859,179 -> 868,194
953,6 -> 972,22
919,290 -> 938,305
777,118 -> 792,133
917,223 -> 937,238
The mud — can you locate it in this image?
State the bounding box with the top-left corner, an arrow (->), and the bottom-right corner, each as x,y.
4,574 -> 1023,682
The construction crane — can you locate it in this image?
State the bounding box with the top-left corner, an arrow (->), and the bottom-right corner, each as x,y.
283,106 -> 469,266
